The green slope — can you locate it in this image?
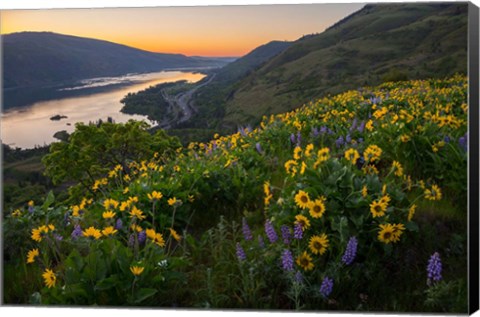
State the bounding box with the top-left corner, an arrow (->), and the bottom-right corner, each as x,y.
184,41 -> 292,129
220,3 -> 467,129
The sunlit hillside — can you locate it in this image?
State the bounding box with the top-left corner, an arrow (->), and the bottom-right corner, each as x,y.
3,75 -> 468,312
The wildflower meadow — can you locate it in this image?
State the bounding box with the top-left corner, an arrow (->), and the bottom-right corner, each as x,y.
3,75 -> 469,312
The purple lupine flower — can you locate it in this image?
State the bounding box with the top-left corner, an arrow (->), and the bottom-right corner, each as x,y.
296,131 -> 302,146
242,218 -> 253,241
358,138 -> 364,143
341,236 -> 358,265
458,132 -> 468,152
239,126 -> 247,137
320,277 -> 334,298
128,234 -> 135,248
54,234 -> 63,241
357,121 -> 365,133
290,133 -> 296,144
256,142 -> 263,154
294,271 -> 304,284
281,225 -> 291,245
281,249 -> 294,271
335,136 -> 344,148
28,205 -> 35,214
350,118 -> 358,132
293,223 -> 303,240
71,225 -> 82,240
444,135 -> 451,143
320,126 -> 327,134
346,134 -> 352,143
258,235 -> 265,248
327,128 -> 334,135
212,142 -> 217,151
246,125 -> 252,133
369,96 -> 382,104
115,218 -> 123,230
138,230 -> 146,245
265,220 -> 278,243
427,252 -> 442,285
312,127 -> 319,138
236,242 -> 247,261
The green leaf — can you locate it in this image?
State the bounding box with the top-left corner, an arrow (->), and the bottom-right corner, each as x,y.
42,191 -> 55,210
65,249 -> 84,272
95,275 -> 120,291
134,288 -> 158,304
351,214 -> 364,229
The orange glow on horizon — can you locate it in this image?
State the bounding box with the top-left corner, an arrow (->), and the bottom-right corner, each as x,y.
1,4 -> 365,57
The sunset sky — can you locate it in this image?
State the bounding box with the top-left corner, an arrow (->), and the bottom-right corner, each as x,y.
1,3 -> 364,56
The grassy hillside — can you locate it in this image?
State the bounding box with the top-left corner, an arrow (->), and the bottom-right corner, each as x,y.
184,41 -> 292,128
3,75 -> 468,311
217,3 -> 467,129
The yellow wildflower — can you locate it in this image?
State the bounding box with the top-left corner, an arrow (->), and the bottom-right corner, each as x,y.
408,204 -> 417,222
344,148 -> 360,163
148,191 -> 163,201
130,266 -> 145,276
169,228 -> 181,242
308,197 -> 326,218
294,190 -> 310,209
31,225 -> 49,242
102,210 -> 116,219
103,198 -> 119,210
82,226 -> 102,239
424,185 -> 442,201
392,161 -> 404,177
26,248 -> 39,264
361,185 -> 368,198
378,223 -> 396,244
296,251 -> 314,271
304,144 -> 314,157
129,206 -> 146,220
370,199 -> 388,218
42,269 -> 56,288
101,226 -> 118,236
400,134 -> 410,143
293,146 -> 302,160
294,214 -> 311,230
309,234 -> 329,255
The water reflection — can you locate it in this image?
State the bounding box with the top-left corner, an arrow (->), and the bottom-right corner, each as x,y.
1,71 -> 205,149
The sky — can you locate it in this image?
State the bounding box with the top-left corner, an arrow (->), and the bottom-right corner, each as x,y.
0,3 -> 365,57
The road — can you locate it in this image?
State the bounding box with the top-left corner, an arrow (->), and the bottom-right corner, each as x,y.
157,74 -> 216,129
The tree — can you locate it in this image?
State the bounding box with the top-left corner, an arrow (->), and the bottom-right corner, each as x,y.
42,120 -> 181,193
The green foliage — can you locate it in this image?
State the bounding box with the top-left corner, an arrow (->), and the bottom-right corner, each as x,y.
42,120 -> 181,191
4,76 -> 468,312
120,81 -> 185,122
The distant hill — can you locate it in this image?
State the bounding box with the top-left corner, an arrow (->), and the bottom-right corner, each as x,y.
185,40 -> 292,128
3,32 -> 228,89
2,32 -> 230,108
195,3 -> 467,130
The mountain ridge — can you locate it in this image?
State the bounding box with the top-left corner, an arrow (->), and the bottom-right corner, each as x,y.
3,31 -> 228,90
197,3 -> 468,130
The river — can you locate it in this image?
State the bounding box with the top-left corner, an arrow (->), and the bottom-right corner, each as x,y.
1,71 -> 205,149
